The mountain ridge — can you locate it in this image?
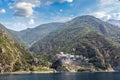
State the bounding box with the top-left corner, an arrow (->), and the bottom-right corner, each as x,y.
16,22 -> 65,46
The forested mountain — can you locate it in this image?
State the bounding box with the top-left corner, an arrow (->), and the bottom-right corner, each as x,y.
1,15 -> 120,72
30,15 -> 120,71
30,15 -> 120,55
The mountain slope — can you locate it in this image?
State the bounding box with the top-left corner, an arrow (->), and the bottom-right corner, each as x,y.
16,22 -> 65,46
0,28 -> 34,73
30,15 -> 120,71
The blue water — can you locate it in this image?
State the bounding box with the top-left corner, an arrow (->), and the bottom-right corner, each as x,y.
0,72 -> 120,80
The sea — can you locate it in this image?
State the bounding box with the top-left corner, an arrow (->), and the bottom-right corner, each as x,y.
0,72 -> 119,80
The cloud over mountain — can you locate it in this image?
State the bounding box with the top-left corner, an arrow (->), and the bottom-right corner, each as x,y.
91,0 -> 120,20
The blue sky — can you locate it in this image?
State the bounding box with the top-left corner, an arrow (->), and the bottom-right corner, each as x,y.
0,0 -> 120,31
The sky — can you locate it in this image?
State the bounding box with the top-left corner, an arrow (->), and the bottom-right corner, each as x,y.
0,0 -> 120,31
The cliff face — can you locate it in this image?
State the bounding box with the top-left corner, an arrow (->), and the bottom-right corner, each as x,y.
0,28 -> 34,73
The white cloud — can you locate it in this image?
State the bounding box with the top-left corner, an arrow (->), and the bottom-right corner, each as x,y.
59,9 -> 63,12
109,13 -> 120,20
90,11 -> 120,21
92,11 -> 106,18
28,19 -> 34,25
100,0 -> 119,6
0,9 -> 6,14
11,0 -> 40,17
99,0 -> 120,12
89,0 -> 120,20
67,0 -> 73,2
94,0 -> 120,20
13,2 -> 35,17
90,11 -> 111,20
59,0 -> 73,3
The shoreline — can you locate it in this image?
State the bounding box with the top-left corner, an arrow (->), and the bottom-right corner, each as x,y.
0,71 -> 54,75
0,70 -> 117,75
